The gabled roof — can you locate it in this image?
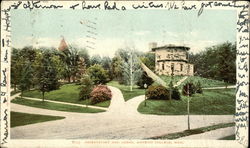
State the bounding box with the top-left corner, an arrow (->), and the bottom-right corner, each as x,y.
152,44 -> 190,51
58,37 -> 68,51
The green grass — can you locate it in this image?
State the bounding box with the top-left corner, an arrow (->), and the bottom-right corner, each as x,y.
138,88 -> 235,115
11,90 -> 20,96
22,84 -> 110,107
107,81 -> 145,101
149,122 -> 235,140
180,76 -> 230,88
11,111 -> 65,127
219,134 -> 235,140
12,97 -> 105,113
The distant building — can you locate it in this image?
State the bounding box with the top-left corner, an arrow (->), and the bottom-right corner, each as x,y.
58,37 -> 68,52
150,43 -> 194,76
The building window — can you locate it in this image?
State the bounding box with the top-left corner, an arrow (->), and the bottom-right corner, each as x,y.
171,63 -> 174,71
180,64 -> 183,71
162,63 -> 164,70
158,55 -> 161,59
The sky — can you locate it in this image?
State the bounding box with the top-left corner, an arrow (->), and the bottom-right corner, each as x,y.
11,9 -> 236,57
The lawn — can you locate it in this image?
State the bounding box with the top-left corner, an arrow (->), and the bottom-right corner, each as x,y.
180,76 -> 230,88
149,122 -> 235,140
11,111 -> 65,127
219,134 -> 235,140
138,88 -> 235,115
12,97 -> 105,113
107,81 -> 145,101
22,84 -> 111,107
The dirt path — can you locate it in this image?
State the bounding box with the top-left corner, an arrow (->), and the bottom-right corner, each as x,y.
11,86 -> 234,139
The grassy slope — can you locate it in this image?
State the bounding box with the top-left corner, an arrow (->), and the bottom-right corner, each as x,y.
12,97 -> 105,113
22,84 -> 110,107
138,88 -> 235,115
150,122 -> 235,140
11,111 -> 65,127
107,81 -> 145,101
219,134 -> 235,140
157,75 -> 230,88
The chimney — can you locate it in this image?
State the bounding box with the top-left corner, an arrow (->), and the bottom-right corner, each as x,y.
149,42 -> 157,51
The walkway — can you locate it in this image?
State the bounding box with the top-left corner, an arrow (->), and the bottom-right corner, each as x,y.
11,86 -> 234,139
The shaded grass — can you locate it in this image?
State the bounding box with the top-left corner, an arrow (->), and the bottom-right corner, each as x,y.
107,81 -> 145,101
11,111 -> 65,127
219,134 -> 235,140
11,90 -> 20,96
138,88 -> 235,115
12,97 -> 105,113
22,84 -> 110,107
149,122 -> 235,140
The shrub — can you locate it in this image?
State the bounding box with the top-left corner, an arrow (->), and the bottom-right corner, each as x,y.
90,85 -> 112,104
137,71 -> 154,88
78,74 -> 94,101
171,87 -> 181,100
146,85 -> 169,100
195,81 -> 203,94
87,64 -> 109,85
182,82 -> 196,96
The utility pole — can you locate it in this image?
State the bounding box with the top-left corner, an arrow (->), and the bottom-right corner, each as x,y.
130,49 -> 133,91
187,83 -> 190,130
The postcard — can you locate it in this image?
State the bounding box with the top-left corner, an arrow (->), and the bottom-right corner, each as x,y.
1,0 -> 249,147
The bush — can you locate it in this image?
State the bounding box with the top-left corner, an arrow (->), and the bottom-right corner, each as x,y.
182,82 -> 196,96
195,81 -> 203,94
87,64 -> 109,85
137,71 -> 154,89
90,85 -> 112,104
171,87 -> 181,100
146,85 -> 169,100
78,74 -> 94,101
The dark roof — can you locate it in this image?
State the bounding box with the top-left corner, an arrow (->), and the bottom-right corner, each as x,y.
152,44 -> 190,51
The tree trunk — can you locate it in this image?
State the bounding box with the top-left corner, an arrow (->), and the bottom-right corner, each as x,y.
42,91 -> 45,101
21,90 -> 23,98
14,84 -> 17,92
68,76 -> 71,83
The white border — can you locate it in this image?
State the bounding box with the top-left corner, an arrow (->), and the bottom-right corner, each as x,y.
1,1 -> 249,147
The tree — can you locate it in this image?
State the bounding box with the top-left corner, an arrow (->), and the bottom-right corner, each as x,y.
87,64 -> 109,85
111,56 -> 123,82
11,48 -> 22,91
101,56 -> 113,80
137,71 -> 154,89
217,42 -> 236,86
79,74 -> 93,101
140,52 -> 155,71
37,50 -> 60,101
18,62 -> 33,98
90,54 -> 102,66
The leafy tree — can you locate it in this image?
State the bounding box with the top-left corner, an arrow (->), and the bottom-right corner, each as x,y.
140,52 -> 155,71
18,62 -> 33,98
90,54 -> 102,66
111,56 -> 123,82
137,71 -> 154,89
101,56 -> 113,80
87,64 -> 109,85
78,48 -> 90,67
11,48 -> 22,91
79,74 -> 93,101
37,50 -> 60,101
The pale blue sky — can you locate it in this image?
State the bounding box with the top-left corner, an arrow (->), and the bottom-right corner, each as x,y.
11,9 -> 236,56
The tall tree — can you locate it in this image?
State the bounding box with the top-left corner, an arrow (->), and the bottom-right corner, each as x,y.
18,62 -> 33,98
37,50 -> 60,101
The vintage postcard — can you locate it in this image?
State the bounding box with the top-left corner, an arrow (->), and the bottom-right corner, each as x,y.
0,0 -> 249,147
